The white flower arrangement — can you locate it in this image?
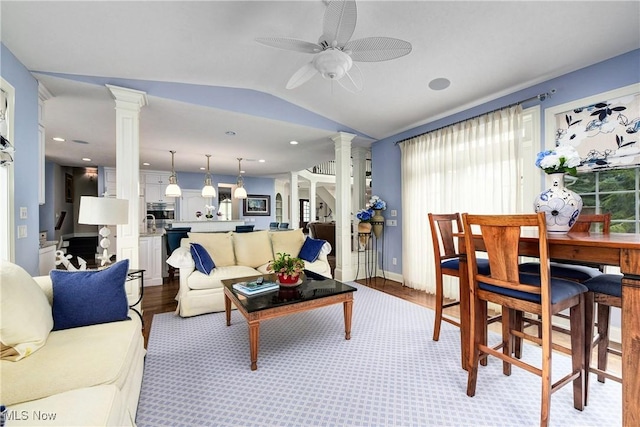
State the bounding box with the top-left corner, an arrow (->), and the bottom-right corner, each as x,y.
535,145 -> 582,176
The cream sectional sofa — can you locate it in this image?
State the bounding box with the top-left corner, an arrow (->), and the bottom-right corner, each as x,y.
0,261 -> 145,426
168,229 -> 332,317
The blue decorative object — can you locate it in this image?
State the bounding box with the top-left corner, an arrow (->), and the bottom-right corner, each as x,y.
190,243 -> 215,274
298,237 -> 326,263
50,259 -> 130,331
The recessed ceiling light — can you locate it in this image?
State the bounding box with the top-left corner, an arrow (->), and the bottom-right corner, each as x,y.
52,137 -> 65,142
290,140 -> 299,145
142,162 -> 150,166
200,167 -> 205,170
225,131 -> 236,136
429,78 -> 451,91
82,158 -> 91,162
258,159 -> 265,163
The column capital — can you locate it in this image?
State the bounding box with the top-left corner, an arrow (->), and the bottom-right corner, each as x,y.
331,132 -> 356,145
351,146 -> 369,159
106,85 -> 148,110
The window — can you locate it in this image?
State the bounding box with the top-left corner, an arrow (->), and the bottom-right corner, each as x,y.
570,166 -> 639,233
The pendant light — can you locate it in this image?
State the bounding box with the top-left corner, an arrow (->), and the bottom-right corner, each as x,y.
201,154 -> 217,198
233,157 -> 247,199
165,150 -> 182,197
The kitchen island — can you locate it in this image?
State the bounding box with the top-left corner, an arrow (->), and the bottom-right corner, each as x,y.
169,220 -> 245,233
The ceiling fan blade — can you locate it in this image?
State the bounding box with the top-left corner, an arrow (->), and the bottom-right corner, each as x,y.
255,37 -> 322,54
321,0 -> 357,47
286,62 -> 319,89
344,37 -> 412,62
337,63 -> 363,93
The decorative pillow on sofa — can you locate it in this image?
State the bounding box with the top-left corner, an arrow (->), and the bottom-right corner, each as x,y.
233,230 -> 273,268
270,229 -> 305,260
298,237 -> 327,263
50,259 -> 130,331
186,232 -> 235,267
0,260 -> 54,361
190,243 -> 215,274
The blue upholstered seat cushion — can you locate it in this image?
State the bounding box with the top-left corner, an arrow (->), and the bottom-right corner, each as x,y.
442,258 -> 491,275
298,237 -> 326,263
519,262 -> 602,282
190,243 -> 215,275
50,259 -> 130,331
583,274 -> 622,298
478,273 -> 587,304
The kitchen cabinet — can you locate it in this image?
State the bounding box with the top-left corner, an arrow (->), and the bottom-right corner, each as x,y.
142,171 -> 172,204
139,234 -> 163,286
38,244 -> 56,275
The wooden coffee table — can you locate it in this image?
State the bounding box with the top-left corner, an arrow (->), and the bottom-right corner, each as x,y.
222,270 -> 356,370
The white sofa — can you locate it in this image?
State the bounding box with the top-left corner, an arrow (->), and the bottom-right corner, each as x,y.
169,229 -> 332,317
0,261 -> 145,426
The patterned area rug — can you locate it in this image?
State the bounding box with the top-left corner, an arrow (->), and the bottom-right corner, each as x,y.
136,283 -> 621,426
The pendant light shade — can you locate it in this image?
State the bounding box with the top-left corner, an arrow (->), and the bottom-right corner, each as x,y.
201,154 -> 216,198
234,157 -> 247,199
165,150 -> 182,197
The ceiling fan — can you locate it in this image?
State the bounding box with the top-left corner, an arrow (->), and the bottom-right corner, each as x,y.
255,0 -> 412,92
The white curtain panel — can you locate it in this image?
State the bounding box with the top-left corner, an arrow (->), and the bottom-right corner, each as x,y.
399,105 -> 523,294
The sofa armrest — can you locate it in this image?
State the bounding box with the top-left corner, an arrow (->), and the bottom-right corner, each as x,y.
32,275 -> 54,306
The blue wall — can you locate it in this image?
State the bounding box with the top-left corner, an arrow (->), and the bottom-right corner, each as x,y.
1,44 -> 40,275
372,49 -> 640,276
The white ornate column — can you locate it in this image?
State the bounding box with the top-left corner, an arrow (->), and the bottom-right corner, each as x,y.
332,132 -> 356,281
289,171 -> 299,229
106,85 -> 147,272
351,146 -> 368,249
309,178 -> 317,222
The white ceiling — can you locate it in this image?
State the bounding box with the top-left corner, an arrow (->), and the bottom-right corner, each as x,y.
2,1 -> 639,177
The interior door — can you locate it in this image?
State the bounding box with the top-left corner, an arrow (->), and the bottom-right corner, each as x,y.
181,190 -> 213,222
299,199 -> 309,232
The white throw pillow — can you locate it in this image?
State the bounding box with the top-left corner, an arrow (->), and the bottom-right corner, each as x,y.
233,230 -> 273,268
187,232 -> 236,267
269,229 -> 305,259
0,260 -> 54,361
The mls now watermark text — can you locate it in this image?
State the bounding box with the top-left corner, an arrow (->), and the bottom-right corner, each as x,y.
2,409 -> 57,422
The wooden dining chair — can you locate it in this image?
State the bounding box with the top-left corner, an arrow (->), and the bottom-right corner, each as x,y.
462,212 -> 587,427
518,213 -> 611,341
582,273 -> 622,404
428,213 -> 494,341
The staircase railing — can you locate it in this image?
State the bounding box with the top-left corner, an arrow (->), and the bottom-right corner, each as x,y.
308,160 -> 372,177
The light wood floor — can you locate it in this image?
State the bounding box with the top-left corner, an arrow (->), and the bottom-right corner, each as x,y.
141,275 -> 621,376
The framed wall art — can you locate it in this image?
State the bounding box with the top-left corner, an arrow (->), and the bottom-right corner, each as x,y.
545,83 -> 640,172
243,194 -> 271,216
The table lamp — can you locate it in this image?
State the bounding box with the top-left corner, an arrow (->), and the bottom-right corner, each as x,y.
78,196 -> 129,266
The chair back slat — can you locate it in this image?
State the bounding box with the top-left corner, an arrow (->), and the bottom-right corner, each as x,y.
428,213 -> 463,263
463,213 -> 550,301
570,213 -> 611,234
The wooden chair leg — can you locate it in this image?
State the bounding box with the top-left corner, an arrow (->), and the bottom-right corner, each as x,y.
432,273 -> 444,341
513,310 -> 523,359
168,265 -> 175,281
583,292 -> 595,406
466,298 -> 484,397
596,302 -> 611,384
569,296 -> 585,411
502,307 -> 512,376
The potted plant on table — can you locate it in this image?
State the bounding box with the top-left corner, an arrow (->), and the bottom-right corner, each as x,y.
267,252 -> 305,286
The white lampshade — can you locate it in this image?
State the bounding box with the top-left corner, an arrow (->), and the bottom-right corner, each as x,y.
165,182 -> 182,197
78,196 -> 129,225
202,184 -> 216,198
234,186 -> 247,199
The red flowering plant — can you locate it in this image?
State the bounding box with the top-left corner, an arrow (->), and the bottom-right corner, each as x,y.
267,252 -> 304,280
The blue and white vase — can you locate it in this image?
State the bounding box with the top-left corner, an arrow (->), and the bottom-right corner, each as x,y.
534,173 -> 582,233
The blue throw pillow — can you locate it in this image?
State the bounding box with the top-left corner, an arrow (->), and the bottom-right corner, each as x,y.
50,259 -> 130,331
298,237 -> 326,263
191,243 -> 215,275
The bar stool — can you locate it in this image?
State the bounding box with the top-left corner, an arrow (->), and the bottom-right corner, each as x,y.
462,212 -> 587,427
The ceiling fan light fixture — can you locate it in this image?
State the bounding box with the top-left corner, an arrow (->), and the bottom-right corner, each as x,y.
201,154 -> 216,198
165,150 -> 182,198
313,49 -> 353,80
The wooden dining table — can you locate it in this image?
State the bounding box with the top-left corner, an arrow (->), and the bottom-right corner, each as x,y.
457,231 -> 640,426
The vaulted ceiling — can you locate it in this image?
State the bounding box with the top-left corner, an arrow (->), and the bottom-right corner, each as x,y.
2,1 -> 639,177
